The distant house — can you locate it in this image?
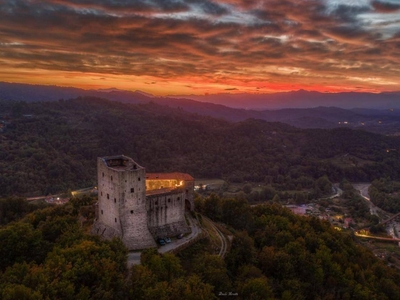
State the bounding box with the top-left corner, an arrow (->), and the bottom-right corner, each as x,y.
45,197 -> 69,205
286,205 -> 306,215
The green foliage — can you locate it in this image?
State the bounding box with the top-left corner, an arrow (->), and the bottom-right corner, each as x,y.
313,176 -> 333,198
0,222 -> 46,270
1,192 -> 400,299
131,249 -> 216,300
242,184 -> 252,194
369,178 -> 400,213
235,265 -> 275,299
226,231 -> 257,275
272,194 -> 281,202
141,249 -> 183,282
1,239 -> 127,299
197,194 -> 253,230
370,224 -> 386,234
0,197 -> 49,225
340,181 -> 370,220
0,199 -> 129,299
2,98 -> 400,298
192,254 -> 232,292
2,98 -> 400,196
199,195 -> 400,299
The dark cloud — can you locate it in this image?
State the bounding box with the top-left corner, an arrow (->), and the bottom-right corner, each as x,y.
249,8 -> 285,21
323,25 -> 372,43
372,0 -> 400,13
199,1 -> 229,15
330,4 -> 372,22
49,0 -> 191,13
0,0 -> 399,92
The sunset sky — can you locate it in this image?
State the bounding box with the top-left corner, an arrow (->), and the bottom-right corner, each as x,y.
1,0 -> 400,95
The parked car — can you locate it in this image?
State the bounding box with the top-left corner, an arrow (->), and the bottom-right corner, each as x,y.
177,233 -> 184,239
164,237 -> 172,243
157,238 -> 166,245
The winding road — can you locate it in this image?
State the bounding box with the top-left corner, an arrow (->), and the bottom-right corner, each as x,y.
353,183 -> 380,216
202,216 -> 228,258
127,213 -> 202,267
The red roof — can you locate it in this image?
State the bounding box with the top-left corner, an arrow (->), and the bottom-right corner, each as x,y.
146,172 -> 194,181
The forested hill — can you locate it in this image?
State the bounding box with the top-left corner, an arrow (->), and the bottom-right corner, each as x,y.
1,97 -> 400,196
4,82 -> 400,135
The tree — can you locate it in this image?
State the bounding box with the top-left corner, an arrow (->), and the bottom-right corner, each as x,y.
203,194 -> 222,221
128,265 -> 158,299
238,277 -> 274,300
272,194 -> 281,203
169,275 -> 217,300
226,231 -> 256,275
243,184 -> 252,194
314,176 -> 333,198
295,192 -> 307,204
193,254 -> 231,292
0,222 -> 45,270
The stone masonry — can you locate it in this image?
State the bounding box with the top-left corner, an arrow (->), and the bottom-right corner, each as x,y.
91,155 -> 194,250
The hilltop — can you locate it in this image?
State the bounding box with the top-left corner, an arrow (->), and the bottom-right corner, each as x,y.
1,97 -> 400,196
2,82 -> 400,135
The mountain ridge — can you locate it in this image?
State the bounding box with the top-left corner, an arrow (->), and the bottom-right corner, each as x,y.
2,81 -> 400,134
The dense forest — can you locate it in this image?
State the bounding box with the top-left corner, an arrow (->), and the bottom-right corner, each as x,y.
1,97 -> 400,196
1,195 -> 400,299
2,97 -> 400,298
369,178 -> 400,213
196,195 -> 400,299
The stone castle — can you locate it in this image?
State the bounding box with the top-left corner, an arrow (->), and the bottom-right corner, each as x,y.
91,155 -> 194,250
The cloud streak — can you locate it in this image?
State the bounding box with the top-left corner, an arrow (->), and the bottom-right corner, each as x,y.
0,0 -> 399,94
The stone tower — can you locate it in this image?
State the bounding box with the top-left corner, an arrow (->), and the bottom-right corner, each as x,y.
93,155 -> 156,250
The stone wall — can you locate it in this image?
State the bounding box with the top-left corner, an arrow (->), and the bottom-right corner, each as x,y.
96,158 -> 122,233
148,220 -> 191,238
92,155 -> 194,250
94,156 -> 156,250
118,162 -> 156,250
91,221 -> 121,240
183,180 -> 195,212
147,189 -> 190,238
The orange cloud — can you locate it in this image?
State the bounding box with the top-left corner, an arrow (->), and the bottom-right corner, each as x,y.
0,0 -> 399,95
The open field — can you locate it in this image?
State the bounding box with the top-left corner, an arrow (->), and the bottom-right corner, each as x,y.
195,179 -> 225,186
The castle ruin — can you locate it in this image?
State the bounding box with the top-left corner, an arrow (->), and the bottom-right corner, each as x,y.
91,155 -> 194,250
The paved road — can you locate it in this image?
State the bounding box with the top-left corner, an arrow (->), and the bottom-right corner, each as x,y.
159,214 -> 201,254
26,194 -> 62,201
328,184 -> 343,199
353,183 -> 370,200
127,213 -> 201,267
26,186 -> 96,201
353,183 -> 380,216
355,232 -> 400,243
353,182 -> 400,239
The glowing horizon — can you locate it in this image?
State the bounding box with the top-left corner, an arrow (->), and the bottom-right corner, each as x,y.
1,0 -> 400,96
